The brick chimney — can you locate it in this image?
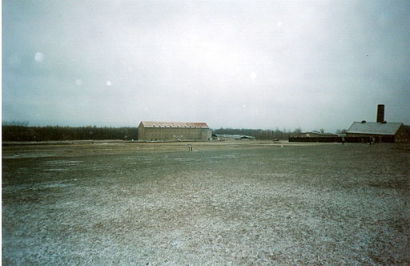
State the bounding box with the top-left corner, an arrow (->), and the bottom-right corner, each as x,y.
377,104 -> 385,123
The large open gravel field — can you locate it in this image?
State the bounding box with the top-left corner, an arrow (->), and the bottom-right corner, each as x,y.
2,141 -> 410,264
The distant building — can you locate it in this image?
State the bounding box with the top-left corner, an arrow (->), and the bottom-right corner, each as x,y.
346,104 -> 410,143
295,131 -> 337,138
138,121 -> 211,141
289,131 -> 339,142
346,121 -> 408,142
214,134 -> 256,140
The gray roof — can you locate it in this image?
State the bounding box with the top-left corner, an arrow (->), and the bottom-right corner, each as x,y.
139,121 -> 209,129
347,122 -> 403,135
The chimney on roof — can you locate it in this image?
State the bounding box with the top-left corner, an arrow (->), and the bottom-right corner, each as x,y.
377,104 -> 385,123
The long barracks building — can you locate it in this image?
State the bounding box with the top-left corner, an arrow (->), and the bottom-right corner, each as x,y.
138,121 -> 212,141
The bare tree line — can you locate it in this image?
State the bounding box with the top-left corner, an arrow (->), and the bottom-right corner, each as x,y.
2,125 -> 138,141
3,123 -> 345,142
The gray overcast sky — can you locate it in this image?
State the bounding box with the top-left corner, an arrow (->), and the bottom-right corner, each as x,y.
3,0 -> 410,131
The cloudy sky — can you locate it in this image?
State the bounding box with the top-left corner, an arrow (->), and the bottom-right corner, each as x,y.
3,0 -> 410,131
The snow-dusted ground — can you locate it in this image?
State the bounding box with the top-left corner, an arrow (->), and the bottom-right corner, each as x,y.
3,142 -> 409,264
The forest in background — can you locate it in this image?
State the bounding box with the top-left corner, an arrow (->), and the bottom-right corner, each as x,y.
2,123 -> 305,141
2,125 -> 138,141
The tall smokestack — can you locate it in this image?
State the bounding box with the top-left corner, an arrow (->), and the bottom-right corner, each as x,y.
377,104 -> 385,123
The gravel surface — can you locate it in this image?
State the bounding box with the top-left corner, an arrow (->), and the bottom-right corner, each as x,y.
3,141 -> 410,265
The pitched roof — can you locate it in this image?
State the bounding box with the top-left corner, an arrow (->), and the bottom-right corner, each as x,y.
139,121 -> 209,129
347,122 -> 403,135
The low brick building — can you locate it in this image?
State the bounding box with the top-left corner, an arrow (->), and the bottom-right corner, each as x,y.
345,104 -> 410,143
346,121 -> 406,142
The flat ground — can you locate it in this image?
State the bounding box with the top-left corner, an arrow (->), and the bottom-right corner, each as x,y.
2,141 -> 410,265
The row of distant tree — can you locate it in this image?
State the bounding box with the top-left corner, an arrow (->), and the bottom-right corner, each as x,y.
2,122 -> 345,141
2,125 -> 138,141
3,125 -> 299,141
